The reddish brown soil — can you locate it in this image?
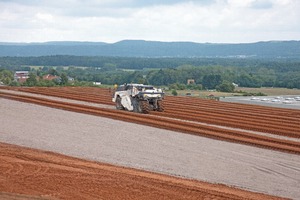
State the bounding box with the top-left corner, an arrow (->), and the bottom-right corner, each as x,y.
0,87 -> 300,154
2,86 -> 300,138
0,142 -> 285,200
0,87 -> 299,199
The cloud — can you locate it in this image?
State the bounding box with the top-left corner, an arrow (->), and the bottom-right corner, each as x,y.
0,0 -> 299,43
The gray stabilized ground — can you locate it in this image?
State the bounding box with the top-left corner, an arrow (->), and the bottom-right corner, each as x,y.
221,95 -> 300,110
1,98 -> 300,199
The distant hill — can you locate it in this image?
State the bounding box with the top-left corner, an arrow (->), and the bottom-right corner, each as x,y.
0,40 -> 299,58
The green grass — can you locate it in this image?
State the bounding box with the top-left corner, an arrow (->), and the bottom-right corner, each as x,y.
235,87 -> 300,96
165,89 -> 234,98
28,66 -> 43,70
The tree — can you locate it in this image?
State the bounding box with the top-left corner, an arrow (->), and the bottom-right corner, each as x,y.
60,73 -> 68,85
0,69 -> 13,85
216,81 -> 235,92
9,81 -> 20,86
236,73 -> 262,88
257,68 -> 276,87
24,73 -> 38,86
171,89 -> 178,96
202,74 -> 222,89
48,68 -> 59,76
36,79 -> 56,87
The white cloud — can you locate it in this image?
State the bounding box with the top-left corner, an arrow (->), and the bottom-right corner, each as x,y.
0,0 -> 299,43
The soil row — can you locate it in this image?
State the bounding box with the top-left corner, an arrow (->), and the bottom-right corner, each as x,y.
0,142 -> 284,200
1,87 -> 300,139
1,90 -> 300,154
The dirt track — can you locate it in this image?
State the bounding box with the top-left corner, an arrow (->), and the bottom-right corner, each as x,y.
1,87 -> 300,199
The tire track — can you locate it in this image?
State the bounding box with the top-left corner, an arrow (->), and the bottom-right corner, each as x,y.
1,87 -> 299,139
1,91 -> 300,154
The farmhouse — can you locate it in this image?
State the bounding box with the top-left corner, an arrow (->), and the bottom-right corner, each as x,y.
187,79 -> 195,84
14,71 -> 29,83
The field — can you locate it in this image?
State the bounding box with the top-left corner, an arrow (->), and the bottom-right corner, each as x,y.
166,90 -> 232,97
164,87 -> 300,98
0,86 -> 300,199
235,87 -> 300,96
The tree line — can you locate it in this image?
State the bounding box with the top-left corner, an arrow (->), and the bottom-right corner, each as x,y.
1,56 -> 300,90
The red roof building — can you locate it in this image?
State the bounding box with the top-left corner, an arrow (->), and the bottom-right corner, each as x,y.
43,74 -> 59,81
14,71 -> 29,83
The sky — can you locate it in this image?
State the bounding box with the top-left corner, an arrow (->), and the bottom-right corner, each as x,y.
0,0 -> 299,43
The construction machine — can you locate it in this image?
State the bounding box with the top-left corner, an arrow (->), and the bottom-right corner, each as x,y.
112,83 -> 164,114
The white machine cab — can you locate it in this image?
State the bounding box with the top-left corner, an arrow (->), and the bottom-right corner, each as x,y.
112,83 -> 164,114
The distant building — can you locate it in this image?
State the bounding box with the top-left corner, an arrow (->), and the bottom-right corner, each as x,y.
187,79 -> 195,85
232,83 -> 239,87
93,82 -> 102,85
67,76 -> 74,82
43,74 -> 59,81
14,71 -> 29,83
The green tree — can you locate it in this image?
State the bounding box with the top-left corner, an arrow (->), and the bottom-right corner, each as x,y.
257,68 -> 276,87
236,73 -> 262,88
9,81 -> 20,86
216,81 -> 235,92
36,79 -> 56,87
171,89 -> 178,96
24,73 -> 38,86
60,73 -> 68,85
0,69 -> 14,85
48,68 -> 59,76
202,74 -> 222,89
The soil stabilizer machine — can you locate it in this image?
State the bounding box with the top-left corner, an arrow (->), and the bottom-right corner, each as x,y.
112,83 -> 165,114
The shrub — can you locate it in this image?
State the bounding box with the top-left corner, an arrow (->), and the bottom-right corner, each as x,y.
171,89 -> 178,96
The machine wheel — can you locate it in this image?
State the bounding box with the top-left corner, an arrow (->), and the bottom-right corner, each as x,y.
157,100 -> 164,112
140,100 -> 150,114
116,96 -> 124,110
132,98 -> 142,113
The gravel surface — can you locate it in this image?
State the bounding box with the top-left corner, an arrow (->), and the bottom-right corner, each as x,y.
2,89 -> 298,143
1,98 -> 300,199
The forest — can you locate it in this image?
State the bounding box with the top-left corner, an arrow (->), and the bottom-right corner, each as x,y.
0,56 -> 300,90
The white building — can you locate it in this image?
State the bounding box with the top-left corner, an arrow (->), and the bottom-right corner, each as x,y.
14,71 -> 29,83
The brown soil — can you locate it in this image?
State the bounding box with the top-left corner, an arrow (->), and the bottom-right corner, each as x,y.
2,86 -> 300,138
0,142 -> 284,200
0,86 -> 299,199
0,88 -> 300,154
